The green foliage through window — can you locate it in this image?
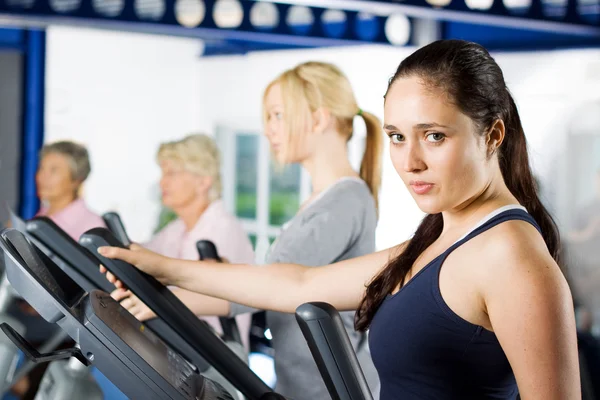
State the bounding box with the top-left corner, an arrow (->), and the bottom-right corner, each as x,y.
269,162 -> 301,226
155,207 -> 178,233
235,135 -> 258,219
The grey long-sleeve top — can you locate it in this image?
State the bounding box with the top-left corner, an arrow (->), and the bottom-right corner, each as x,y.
230,177 -> 380,400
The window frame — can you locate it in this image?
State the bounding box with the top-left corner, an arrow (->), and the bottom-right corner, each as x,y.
216,125 -> 311,263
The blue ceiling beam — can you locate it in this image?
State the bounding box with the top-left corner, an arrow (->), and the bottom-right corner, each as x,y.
443,20 -> 600,49
0,26 -> 26,49
279,0 -> 599,35
1,0 -> 598,49
0,0 -> 396,46
202,38 -> 311,56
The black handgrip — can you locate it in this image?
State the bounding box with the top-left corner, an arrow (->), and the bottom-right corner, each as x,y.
0,323 -> 91,366
196,240 -> 221,262
295,302 -> 374,400
219,318 -> 242,347
196,240 -> 242,345
80,228 -> 273,400
102,212 -> 132,247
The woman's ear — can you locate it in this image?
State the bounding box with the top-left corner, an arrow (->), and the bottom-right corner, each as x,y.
486,119 -> 506,157
74,180 -> 84,198
196,176 -> 213,196
311,107 -> 332,134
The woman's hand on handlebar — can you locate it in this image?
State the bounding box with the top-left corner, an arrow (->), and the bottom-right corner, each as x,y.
98,243 -> 172,284
99,265 -> 125,288
111,288 -> 157,321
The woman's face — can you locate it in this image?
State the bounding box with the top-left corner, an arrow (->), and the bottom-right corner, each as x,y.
36,152 -> 80,203
263,83 -> 315,165
159,159 -> 205,210
384,76 -> 492,215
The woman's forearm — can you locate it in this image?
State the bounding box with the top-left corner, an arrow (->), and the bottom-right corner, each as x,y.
172,287 -> 231,316
168,260 -> 309,313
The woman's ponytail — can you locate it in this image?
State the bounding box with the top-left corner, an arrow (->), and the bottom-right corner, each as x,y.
358,110 -> 384,212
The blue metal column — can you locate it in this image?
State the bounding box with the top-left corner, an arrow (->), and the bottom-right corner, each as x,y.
20,29 -> 45,219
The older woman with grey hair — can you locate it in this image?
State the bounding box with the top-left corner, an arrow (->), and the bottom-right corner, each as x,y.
35,140 -> 106,239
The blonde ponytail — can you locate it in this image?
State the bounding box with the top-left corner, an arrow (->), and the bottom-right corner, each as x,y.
357,110 -> 383,211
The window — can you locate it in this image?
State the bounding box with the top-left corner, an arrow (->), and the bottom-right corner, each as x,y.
235,135 -> 258,220
269,161 -> 301,226
248,233 -> 258,250
216,126 -> 310,263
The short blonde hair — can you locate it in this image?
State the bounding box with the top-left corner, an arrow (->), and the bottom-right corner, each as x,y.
39,141 -> 91,183
263,61 -> 383,210
157,134 -> 222,202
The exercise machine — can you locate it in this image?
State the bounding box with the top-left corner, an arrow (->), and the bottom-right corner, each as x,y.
0,209 -> 95,398
296,302 -> 374,400
0,272 -> 25,394
0,228 -> 291,399
80,227 -> 275,400
0,227 -> 235,399
24,217 -> 247,399
195,240 -> 243,346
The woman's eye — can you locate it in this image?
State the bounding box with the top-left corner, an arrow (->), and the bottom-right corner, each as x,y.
426,133 -> 445,143
390,134 -> 404,144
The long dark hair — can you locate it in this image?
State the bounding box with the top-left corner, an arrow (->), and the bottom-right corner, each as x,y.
355,40 -> 561,331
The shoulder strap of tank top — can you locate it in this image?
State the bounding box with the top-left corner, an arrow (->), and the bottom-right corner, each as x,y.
444,208 -> 541,256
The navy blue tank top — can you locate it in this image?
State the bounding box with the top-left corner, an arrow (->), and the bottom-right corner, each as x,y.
369,208 -> 541,400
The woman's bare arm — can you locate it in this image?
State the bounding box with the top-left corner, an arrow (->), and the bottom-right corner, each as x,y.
99,243 -> 402,313
483,223 -> 580,399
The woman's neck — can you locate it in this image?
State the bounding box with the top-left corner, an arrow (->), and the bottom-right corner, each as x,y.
173,198 -> 211,232
46,195 -> 76,216
441,171 -> 518,236
301,137 -> 358,195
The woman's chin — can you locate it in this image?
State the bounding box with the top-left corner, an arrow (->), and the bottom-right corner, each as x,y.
414,198 -> 444,215
273,153 -> 289,165
38,194 -> 61,204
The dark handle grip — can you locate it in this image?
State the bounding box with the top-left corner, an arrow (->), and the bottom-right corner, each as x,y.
295,302 -> 374,400
102,212 -> 131,247
196,240 -> 221,262
195,240 -> 242,345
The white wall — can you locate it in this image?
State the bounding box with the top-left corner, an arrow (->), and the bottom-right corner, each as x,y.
495,49 -> 600,228
43,27 -> 600,248
45,27 -> 204,240
497,49 -> 600,181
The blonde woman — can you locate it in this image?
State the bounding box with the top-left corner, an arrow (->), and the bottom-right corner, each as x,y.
116,134 -> 254,350
111,62 -> 383,399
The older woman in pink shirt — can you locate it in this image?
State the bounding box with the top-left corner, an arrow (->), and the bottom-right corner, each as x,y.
35,140 -> 106,239
117,134 -> 255,351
